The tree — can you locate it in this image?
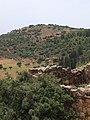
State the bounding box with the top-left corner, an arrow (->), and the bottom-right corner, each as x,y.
64,55 -> 71,68
78,46 -> 83,56
17,70 -> 33,82
0,73 -> 76,120
9,66 -> 12,70
17,62 -> 22,67
0,64 -> 3,69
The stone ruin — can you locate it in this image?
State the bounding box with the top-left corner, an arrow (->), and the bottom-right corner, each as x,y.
29,64 -> 90,85
61,85 -> 90,120
29,64 -> 90,119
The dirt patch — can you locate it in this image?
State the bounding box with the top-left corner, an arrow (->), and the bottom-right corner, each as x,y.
0,58 -> 16,64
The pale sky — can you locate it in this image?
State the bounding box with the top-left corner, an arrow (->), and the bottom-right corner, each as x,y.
0,0 -> 90,34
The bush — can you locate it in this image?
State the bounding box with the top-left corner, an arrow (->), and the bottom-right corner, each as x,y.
17,62 -> 22,67
0,73 -> 76,120
0,64 -> 3,69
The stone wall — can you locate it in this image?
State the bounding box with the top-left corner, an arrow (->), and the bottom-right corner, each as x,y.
29,64 -> 90,85
61,85 -> 90,120
29,64 -> 90,119
84,65 -> 90,83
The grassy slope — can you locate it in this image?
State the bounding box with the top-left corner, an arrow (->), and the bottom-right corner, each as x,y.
0,58 -> 39,79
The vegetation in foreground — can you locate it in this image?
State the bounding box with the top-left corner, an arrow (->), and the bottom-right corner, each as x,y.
0,72 -> 75,120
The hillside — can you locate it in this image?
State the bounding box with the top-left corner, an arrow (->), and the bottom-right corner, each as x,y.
0,24 -> 90,68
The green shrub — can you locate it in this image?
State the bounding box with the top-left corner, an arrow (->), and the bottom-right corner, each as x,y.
0,73 -> 76,120
0,64 -> 3,69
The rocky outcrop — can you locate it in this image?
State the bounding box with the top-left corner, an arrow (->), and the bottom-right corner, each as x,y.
84,64 -> 90,83
29,64 -> 90,85
29,64 -> 90,119
61,85 -> 90,120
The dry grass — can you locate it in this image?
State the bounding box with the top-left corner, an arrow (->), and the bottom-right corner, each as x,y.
0,58 -> 38,79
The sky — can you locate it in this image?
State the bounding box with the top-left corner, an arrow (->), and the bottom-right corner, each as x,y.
0,0 -> 90,34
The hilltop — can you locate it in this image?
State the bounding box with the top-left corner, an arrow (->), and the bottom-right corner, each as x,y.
0,24 -> 90,69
